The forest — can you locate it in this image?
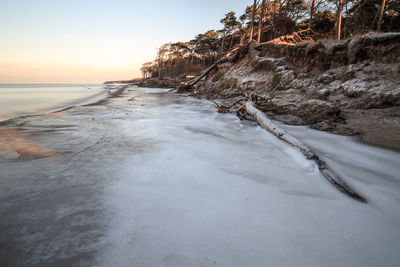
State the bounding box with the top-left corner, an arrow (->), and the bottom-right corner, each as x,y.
140,0 -> 400,79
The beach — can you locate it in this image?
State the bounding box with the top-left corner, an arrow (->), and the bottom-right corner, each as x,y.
1,85 -> 400,266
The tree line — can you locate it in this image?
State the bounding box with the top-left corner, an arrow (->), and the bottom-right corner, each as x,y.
141,0 -> 399,79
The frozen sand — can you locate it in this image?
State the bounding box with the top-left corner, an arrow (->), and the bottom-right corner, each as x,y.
0,87 -> 399,266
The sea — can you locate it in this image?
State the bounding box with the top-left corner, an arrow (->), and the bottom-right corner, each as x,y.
0,84 -> 107,122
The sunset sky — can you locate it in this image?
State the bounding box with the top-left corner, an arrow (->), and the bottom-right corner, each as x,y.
0,0 -> 248,83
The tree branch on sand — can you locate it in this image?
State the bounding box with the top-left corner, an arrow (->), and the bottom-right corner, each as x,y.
213,92 -> 367,202
245,102 -> 366,202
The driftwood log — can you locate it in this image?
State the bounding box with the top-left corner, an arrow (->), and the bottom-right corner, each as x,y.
245,102 -> 366,203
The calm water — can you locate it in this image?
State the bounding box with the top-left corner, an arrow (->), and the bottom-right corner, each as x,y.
0,84 -> 106,121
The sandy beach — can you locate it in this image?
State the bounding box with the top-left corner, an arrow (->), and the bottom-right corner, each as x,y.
1,85 -> 399,266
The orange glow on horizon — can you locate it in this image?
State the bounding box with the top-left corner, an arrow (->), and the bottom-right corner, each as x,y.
0,62 -> 141,84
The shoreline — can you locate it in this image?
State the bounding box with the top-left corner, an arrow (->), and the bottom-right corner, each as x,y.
0,85 -> 130,126
126,80 -> 400,152
0,84 -> 131,159
84,84 -> 131,106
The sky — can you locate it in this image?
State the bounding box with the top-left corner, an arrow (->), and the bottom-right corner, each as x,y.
0,0 -> 249,83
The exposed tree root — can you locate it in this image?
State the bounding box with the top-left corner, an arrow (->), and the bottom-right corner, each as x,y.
212,98 -> 246,113
264,28 -> 321,46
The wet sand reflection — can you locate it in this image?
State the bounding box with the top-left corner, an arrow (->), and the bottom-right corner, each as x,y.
0,127 -> 58,158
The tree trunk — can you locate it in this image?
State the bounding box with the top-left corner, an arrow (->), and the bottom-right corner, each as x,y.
257,0 -> 266,43
369,9 -> 379,32
344,0 -> 348,39
335,0 -> 343,40
249,0 -> 257,41
245,102 -> 366,202
308,0 -> 316,28
219,34 -> 226,58
377,0 -> 386,32
283,0 -> 288,17
351,0 -> 366,35
228,34 -> 234,51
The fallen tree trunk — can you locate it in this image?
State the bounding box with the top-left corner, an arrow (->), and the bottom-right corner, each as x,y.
178,42 -> 251,92
177,58 -> 227,92
189,57 -> 228,86
245,102 -> 366,203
